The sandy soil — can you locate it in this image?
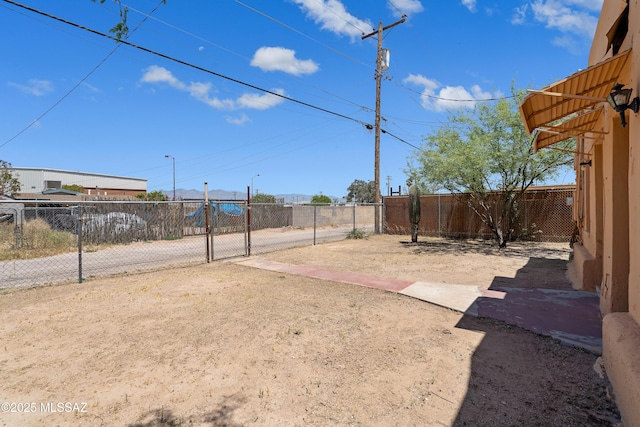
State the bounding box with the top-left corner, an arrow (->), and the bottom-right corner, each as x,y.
0,234 -> 621,426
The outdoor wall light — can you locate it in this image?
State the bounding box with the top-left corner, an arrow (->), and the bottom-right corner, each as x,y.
606,83 -> 640,127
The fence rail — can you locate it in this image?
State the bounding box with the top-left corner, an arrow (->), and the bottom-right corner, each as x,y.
0,200 -> 376,289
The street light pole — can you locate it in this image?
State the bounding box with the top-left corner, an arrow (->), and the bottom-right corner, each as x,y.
164,154 -> 176,201
251,174 -> 260,199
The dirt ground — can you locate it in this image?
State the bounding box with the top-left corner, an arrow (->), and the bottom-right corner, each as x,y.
0,234 -> 621,426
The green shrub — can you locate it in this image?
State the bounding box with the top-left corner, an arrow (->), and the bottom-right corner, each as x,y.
346,228 -> 368,240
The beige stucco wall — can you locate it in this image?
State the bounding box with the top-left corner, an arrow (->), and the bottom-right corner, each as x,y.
291,205 -> 374,229
626,0 -> 640,326
600,121 -> 630,313
603,313 -> 640,427
582,1 -> 640,425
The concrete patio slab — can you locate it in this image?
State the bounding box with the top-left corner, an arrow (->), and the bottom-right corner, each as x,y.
232,257 -> 603,353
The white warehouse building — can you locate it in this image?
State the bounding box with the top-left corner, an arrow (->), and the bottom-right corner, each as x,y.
10,167 -> 147,197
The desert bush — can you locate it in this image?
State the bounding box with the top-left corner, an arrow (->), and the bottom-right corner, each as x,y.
346,228 -> 368,240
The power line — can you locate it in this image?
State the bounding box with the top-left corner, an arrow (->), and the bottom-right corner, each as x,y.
389,75 -> 514,103
232,0 -> 372,69
0,0 -> 165,149
2,0 -> 372,130
307,0 -> 371,35
386,1 -> 406,17
380,127 -> 420,150
122,1 -> 375,113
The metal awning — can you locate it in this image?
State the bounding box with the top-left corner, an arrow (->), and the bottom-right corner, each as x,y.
520,49 -> 631,146
533,107 -> 605,152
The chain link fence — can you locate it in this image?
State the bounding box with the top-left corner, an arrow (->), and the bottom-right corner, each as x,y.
248,203 -> 376,255
0,200 -> 377,289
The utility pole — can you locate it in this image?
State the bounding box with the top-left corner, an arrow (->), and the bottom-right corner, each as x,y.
362,17 -> 405,233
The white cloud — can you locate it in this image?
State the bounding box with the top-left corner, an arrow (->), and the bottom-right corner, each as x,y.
551,34 -> 584,55
513,0 -> 601,44
530,0 -> 598,38
564,0 -> 603,11
140,65 -> 184,88
81,82 -> 101,94
237,89 -> 286,110
251,47 -> 319,76
293,0 -> 372,39
226,113 -> 251,126
139,65 -> 286,112
387,0 -> 424,17
461,0 -> 476,13
8,79 -> 54,96
403,73 -> 496,111
511,5 -> 529,25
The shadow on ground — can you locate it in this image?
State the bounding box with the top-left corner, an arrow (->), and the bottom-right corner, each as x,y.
491,257 -> 571,289
127,394 -> 246,427
452,256 -> 620,426
401,239 -> 572,260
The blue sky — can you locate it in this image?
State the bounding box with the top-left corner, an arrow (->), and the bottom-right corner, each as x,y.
1,0 -> 600,199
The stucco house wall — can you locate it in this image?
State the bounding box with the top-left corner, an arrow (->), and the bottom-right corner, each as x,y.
520,1 -> 640,423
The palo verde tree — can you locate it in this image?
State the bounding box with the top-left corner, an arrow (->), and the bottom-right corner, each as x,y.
405,88 -> 573,248
0,160 -> 21,197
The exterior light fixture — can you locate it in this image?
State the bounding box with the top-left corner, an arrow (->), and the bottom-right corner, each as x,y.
606,83 -> 640,127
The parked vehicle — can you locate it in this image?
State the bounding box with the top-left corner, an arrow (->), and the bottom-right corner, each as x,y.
83,212 -> 147,236
53,206 -> 147,241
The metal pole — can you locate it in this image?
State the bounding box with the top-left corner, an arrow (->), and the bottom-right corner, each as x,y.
251,174 -> 259,198
204,182 -> 210,263
165,155 -> 176,201
247,185 -> 252,256
438,194 -> 441,236
77,205 -> 83,284
313,205 -> 317,245
210,201 -> 215,261
353,202 -> 356,232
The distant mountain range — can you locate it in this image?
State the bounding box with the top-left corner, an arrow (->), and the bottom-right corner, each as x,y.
162,189 -> 344,203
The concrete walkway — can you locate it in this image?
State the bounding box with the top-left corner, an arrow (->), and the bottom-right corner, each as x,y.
233,257 -> 603,354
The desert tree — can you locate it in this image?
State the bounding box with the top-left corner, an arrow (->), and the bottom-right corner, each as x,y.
0,161 -> 21,197
405,88 -> 573,247
346,179 -> 376,203
251,192 -> 277,203
311,194 -> 332,205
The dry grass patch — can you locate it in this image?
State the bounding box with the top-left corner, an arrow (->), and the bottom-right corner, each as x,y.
0,219 -> 76,260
